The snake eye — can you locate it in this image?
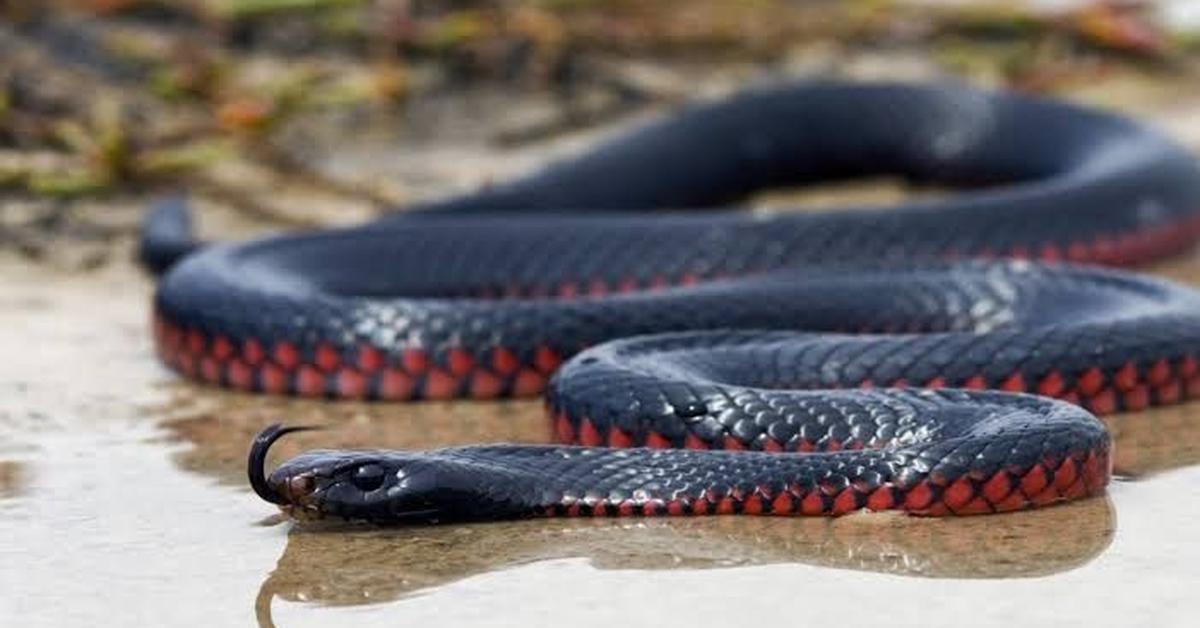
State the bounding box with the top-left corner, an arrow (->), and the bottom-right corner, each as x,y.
351,464 -> 386,491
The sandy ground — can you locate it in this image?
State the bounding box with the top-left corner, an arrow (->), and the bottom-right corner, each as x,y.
5,69 -> 1200,627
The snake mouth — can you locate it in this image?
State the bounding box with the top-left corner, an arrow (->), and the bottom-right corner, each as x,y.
248,424 -> 321,505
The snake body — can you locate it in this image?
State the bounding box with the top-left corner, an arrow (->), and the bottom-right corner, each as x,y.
144,82 -> 1200,523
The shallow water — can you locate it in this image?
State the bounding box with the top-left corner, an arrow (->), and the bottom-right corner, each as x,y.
2,252 -> 1200,628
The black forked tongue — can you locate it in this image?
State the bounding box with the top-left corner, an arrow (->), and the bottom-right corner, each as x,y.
248,424 -> 321,504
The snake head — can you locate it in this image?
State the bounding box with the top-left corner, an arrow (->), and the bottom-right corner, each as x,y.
268,452 -> 438,523
249,425 -> 521,524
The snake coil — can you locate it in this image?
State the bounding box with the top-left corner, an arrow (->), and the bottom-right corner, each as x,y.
142,81 -> 1200,523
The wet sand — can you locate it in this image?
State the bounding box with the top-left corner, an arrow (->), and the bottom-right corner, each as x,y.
2,232 -> 1200,627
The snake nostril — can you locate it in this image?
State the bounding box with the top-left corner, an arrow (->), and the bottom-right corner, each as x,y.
351,464 -> 386,491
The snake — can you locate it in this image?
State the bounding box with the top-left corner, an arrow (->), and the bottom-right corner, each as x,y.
141,81 -> 1200,524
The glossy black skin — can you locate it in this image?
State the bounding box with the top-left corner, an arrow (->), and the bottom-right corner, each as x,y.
256,389 -> 1108,523
249,263 -> 1200,521
150,82 -> 1200,386
142,81 -> 1200,522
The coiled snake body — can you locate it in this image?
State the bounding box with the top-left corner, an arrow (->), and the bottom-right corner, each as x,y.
144,82 -> 1200,523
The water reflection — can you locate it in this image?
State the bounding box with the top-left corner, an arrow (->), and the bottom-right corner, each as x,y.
254,497 -> 1115,626
0,460 -> 25,501
1103,402 -> 1200,479
153,358 -> 1200,625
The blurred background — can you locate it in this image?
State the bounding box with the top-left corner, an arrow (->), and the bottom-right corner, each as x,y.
6,0 -> 1200,270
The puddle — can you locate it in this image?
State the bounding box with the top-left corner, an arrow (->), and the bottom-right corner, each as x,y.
2,252 -> 1200,628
